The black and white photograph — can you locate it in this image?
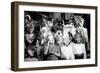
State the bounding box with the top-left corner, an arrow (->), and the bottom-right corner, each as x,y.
24,11 -> 90,61
11,1 -> 97,71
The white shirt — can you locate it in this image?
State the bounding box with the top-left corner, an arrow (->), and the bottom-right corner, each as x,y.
73,43 -> 85,54
61,42 -> 74,60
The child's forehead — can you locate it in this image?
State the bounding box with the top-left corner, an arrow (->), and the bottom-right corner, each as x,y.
74,33 -> 81,38
76,33 -> 81,36
26,33 -> 35,36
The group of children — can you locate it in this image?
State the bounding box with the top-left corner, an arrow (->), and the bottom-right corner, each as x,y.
24,13 -> 89,61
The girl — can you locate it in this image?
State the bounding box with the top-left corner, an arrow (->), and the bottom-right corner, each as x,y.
61,32 -> 75,60
25,45 -> 38,61
44,35 -> 61,60
73,31 -> 87,59
73,16 -> 88,59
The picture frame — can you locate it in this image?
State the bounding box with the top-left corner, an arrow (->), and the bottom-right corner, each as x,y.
11,1 -> 98,71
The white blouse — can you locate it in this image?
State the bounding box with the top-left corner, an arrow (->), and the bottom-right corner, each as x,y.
61,42 -> 74,60
73,43 -> 85,55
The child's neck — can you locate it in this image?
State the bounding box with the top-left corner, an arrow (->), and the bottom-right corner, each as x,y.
64,42 -> 71,47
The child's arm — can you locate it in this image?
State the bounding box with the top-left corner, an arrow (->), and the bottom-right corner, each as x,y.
44,41 -> 49,55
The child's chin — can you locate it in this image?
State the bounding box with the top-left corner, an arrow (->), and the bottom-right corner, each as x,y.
28,41 -> 33,43
77,41 -> 81,43
65,44 -> 69,46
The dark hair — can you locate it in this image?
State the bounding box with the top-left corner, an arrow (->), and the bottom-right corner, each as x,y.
51,26 -> 57,33
24,46 -> 37,58
73,32 -> 86,43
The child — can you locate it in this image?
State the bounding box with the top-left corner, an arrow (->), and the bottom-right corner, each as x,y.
44,35 -> 61,60
73,16 -> 88,59
61,32 -> 75,60
25,45 -> 38,61
54,30 -> 63,59
73,31 -> 87,59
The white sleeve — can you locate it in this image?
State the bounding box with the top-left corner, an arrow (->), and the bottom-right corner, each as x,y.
71,26 -> 76,37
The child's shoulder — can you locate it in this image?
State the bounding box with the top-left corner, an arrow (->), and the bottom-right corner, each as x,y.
73,43 -> 85,47
70,42 -> 75,45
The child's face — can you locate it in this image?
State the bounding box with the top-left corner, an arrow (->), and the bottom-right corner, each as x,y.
48,35 -> 55,44
64,37 -> 70,46
25,33 -> 35,43
27,49 -> 35,57
63,34 -> 72,46
75,34 -> 81,43
56,35 -> 63,45
47,21 -> 53,27
80,18 -> 84,27
55,30 -> 63,45
26,21 -> 34,33
41,27 -> 48,39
